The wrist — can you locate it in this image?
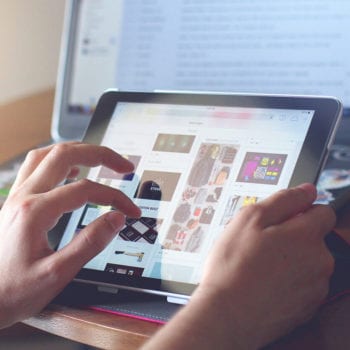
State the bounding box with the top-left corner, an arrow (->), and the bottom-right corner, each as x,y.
185,286 -> 261,350
142,285 -> 260,350
0,283 -> 22,329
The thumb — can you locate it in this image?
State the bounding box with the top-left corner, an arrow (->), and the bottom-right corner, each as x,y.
51,211 -> 125,283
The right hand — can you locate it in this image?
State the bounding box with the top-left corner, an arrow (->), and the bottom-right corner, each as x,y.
196,183 -> 336,349
143,183 -> 336,350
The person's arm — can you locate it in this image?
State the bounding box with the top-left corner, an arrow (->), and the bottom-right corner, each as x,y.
0,142 -> 141,328
142,183 -> 336,350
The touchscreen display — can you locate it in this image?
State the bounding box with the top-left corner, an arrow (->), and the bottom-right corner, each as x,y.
58,102 -> 314,286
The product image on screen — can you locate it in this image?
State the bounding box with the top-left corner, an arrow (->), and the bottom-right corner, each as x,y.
237,152 -> 288,185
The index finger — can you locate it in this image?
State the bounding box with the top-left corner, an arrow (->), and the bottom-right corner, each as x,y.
275,203 -> 336,239
22,143 -> 134,194
252,183 -> 318,228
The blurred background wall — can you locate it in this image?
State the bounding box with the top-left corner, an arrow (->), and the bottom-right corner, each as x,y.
0,0 -> 65,105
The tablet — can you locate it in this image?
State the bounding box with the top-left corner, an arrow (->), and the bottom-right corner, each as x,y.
56,91 -> 342,303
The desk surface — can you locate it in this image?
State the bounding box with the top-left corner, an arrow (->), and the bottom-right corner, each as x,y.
22,304 -> 160,349
2,90 -> 350,350
20,296 -> 350,350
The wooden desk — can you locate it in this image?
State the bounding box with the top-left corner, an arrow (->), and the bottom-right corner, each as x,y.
20,295 -> 350,350
2,90 -> 350,349
22,304 -> 160,349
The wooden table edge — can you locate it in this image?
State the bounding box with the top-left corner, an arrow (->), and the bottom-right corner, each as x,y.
22,303 -> 161,349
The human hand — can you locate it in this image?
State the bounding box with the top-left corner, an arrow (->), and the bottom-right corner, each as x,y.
143,184 -> 336,350
0,142 -> 141,328
197,183 -> 336,349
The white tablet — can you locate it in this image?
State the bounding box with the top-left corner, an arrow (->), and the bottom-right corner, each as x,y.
55,91 -> 342,303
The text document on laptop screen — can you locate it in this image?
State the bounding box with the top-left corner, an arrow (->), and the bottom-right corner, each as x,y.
68,0 -> 350,115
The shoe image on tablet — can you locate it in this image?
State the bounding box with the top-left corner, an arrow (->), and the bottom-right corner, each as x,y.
55,90 -> 343,304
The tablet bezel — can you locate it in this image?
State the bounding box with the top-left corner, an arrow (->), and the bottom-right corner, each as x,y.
54,90 -> 343,299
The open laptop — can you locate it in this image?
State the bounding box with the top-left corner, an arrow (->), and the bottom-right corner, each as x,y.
52,0 -> 350,143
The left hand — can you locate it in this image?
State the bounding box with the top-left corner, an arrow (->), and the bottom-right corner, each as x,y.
0,142 -> 141,328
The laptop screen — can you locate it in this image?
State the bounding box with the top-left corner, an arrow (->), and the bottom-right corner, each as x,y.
53,0 -> 350,141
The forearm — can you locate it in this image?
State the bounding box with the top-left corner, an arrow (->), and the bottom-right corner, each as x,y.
141,289 -> 258,350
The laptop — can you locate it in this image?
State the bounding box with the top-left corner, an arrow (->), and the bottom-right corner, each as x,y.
51,0 -> 350,143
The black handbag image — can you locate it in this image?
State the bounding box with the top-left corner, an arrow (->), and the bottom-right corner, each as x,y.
199,206 -> 215,224
136,180 -> 162,200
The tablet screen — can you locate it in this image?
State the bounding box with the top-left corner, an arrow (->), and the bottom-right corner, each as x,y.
57,96 -> 321,291
55,91 -> 342,298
